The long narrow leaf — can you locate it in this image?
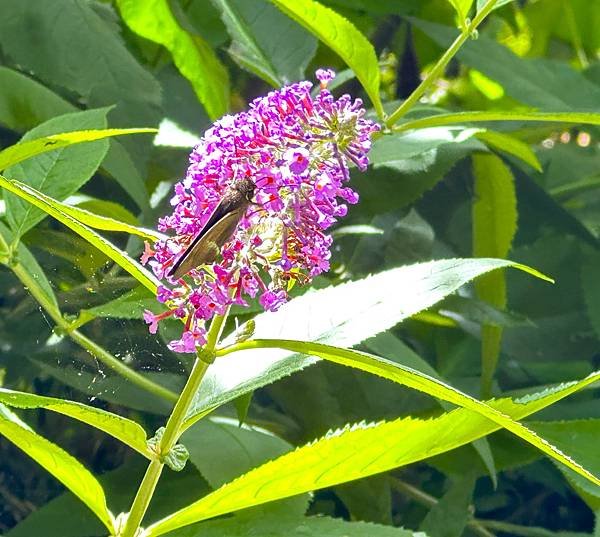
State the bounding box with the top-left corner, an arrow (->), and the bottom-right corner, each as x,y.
116,0 -> 229,119
183,259 -> 551,427
394,111 -> 600,133
39,196 -> 164,242
270,0 -> 383,118
0,404 -> 115,533
0,388 -> 151,457
472,154 -> 518,396
0,128 -> 156,171
0,174 -> 160,294
147,371 -> 599,535
222,340 -> 600,487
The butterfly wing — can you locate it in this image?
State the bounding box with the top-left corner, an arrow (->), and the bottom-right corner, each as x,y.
168,207 -> 245,279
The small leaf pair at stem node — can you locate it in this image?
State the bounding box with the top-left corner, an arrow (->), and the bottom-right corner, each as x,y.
147,427 -> 189,472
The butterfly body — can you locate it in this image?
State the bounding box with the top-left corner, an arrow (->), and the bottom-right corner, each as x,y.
168,178 -> 255,279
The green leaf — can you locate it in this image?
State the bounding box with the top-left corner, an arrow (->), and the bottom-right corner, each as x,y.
47,196 -> 164,242
26,228 -> 109,280
0,125 -> 157,171
370,127 -> 481,171
224,340 -> 600,487
0,388 -> 151,457
412,19 -> 600,110
529,419 -> 600,507
148,427 -> 190,471
183,417 -> 309,516
440,295 -> 533,328
0,221 -> 58,309
116,0 -> 229,119
270,0 -> 383,118
394,111 -> 600,133
82,286 -> 161,322
32,358 -> 180,416
582,254 -> 600,340
0,0 -> 161,109
3,109 -> 110,237
475,130 -> 542,172
146,371 -> 600,535
5,456 -> 208,537
71,196 -> 140,225
365,331 -> 497,486
0,66 -> 73,132
213,0 -> 317,86
477,0 -> 515,11
102,139 -> 151,211
0,174 -> 160,294
1,126 -> 157,239
183,258 -> 550,427
0,68 -> 151,210
165,514 -> 420,537
233,392 -> 253,426
354,139 -> 483,215
447,0 -> 474,27
472,154 -> 518,396
420,472 -> 476,537
0,403 -> 114,533
0,0 -> 162,168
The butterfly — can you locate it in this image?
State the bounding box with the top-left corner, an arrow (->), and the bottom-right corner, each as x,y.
167,178 -> 256,279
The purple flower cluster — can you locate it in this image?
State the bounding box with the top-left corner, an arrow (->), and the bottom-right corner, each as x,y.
142,70 -> 379,352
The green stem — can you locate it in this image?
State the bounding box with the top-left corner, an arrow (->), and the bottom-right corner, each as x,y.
69,329 -> 177,403
120,308 -> 230,537
8,260 -> 178,404
385,0 -> 499,129
121,459 -> 164,537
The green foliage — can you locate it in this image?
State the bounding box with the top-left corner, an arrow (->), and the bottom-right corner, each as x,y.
419,472 -> 476,537
270,0 -> 384,117
0,174 -> 160,293
1,1 -> 600,536
0,404 -> 114,533
148,374 -> 599,535
213,0 -> 317,86
183,258 -> 547,427
0,388 -> 150,457
472,154 -> 518,396
116,0 -> 230,120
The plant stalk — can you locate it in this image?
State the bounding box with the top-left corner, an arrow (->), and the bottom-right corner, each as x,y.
120,308 -> 229,537
7,259 -> 178,404
385,0 -> 499,129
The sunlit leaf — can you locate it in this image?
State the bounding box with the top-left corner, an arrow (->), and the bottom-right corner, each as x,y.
220,340 -> 599,487
0,388 -> 150,457
146,371 -> 599,535
472,154 -> 518,396
0,126 -> 156,172
475,130 -> 542,172
0,404 -> 114,533
394,111 -> 600,133
446,0 -> 474,27
116,0 -> 229,119
0,174 -> 160,293
270,0 -> 383,118
183,258 -> 550,427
